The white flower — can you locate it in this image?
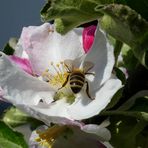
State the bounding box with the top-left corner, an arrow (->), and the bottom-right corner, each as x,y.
29,121 -> 112,148
0,23 -> 121,124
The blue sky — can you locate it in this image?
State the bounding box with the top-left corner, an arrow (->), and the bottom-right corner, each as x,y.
0,0 -> 45,49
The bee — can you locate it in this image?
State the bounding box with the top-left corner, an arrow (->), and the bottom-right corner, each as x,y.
59,59 -> 95,100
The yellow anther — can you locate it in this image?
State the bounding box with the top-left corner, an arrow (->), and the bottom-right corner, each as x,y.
35,125 -> 67,148
42,61 -> 69,89
56,64 -> 60,67
45,69 -> 49,72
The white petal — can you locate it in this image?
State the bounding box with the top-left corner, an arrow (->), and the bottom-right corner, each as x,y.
29,127 -> 43,148
29,125 -> 106,148
26,99 -> 83,126
103,142 -> 114,148
30,100 -> 71,121
54,126 -> 105,148
84,23 -> 114,90
82,124 -> 111,141
0,52 -> 54,106
73,27 -> 83,45
18,103 -> 83,126
16,23 -> 84,75
27,77 -> 121,122
68,77 -> 121,120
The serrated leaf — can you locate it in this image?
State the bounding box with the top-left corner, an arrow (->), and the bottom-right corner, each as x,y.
99,4 -> 148,47
41,0 -> 115,34
0,121 -> 28,148
99,4 -> 148,68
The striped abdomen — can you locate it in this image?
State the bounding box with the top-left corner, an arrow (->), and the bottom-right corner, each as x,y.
69,71 -> 85,94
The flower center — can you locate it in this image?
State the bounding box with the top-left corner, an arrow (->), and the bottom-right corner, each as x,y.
42,61 -> 75,103
35,125 -> 70,147
42,62 -> 68,88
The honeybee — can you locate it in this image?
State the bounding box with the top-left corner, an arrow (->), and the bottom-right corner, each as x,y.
59,59 -> 95,100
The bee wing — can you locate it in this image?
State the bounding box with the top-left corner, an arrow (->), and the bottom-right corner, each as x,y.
83,61 -> 94,73
64,59 -> 74,72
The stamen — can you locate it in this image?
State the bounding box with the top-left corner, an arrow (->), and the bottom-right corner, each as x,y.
36,125 -> 68,147
41,61 -> 76,103
42,61 -> 69,89
60,61 -> 69,72
51,62 -> 61,77
56,64 -> 63,79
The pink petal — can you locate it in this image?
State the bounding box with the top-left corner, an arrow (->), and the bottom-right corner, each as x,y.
9,55 -> 33,75
20,26 -> 37,50
83,25 -> 96,53
16,23 -> 84,75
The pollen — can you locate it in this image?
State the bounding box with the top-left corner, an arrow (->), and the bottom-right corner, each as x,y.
35,125 -> 67,148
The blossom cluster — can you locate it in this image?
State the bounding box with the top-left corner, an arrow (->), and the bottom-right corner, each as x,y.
0,22 -> 121,147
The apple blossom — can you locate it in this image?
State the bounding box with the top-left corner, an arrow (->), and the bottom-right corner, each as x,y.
0,22 -> 121,124
29,121 -> 112,148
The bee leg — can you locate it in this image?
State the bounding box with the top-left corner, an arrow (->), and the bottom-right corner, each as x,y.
58,74 -> 70,90
85,81 -> 95,100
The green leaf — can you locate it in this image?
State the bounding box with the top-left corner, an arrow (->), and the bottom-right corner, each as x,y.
2,107 -> 30,127
101,110 -> 148,121
2,107 -> 43,129
99,4 -> 148,47
118,90 -> 148,111
108,116 -> 148,148
114,40 -> 123,66
115,0 -> 148,20
3,38 -> 18,55
113,67 -> 126,84
133,45 -> 148,69
105,87 -> 124,110
41,0 -> 115,34
0,121 -> 28,148
101,90 -> 148,121
121,44 -> 139,71
99,4 -> 148,68
129,97 -> 148,112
